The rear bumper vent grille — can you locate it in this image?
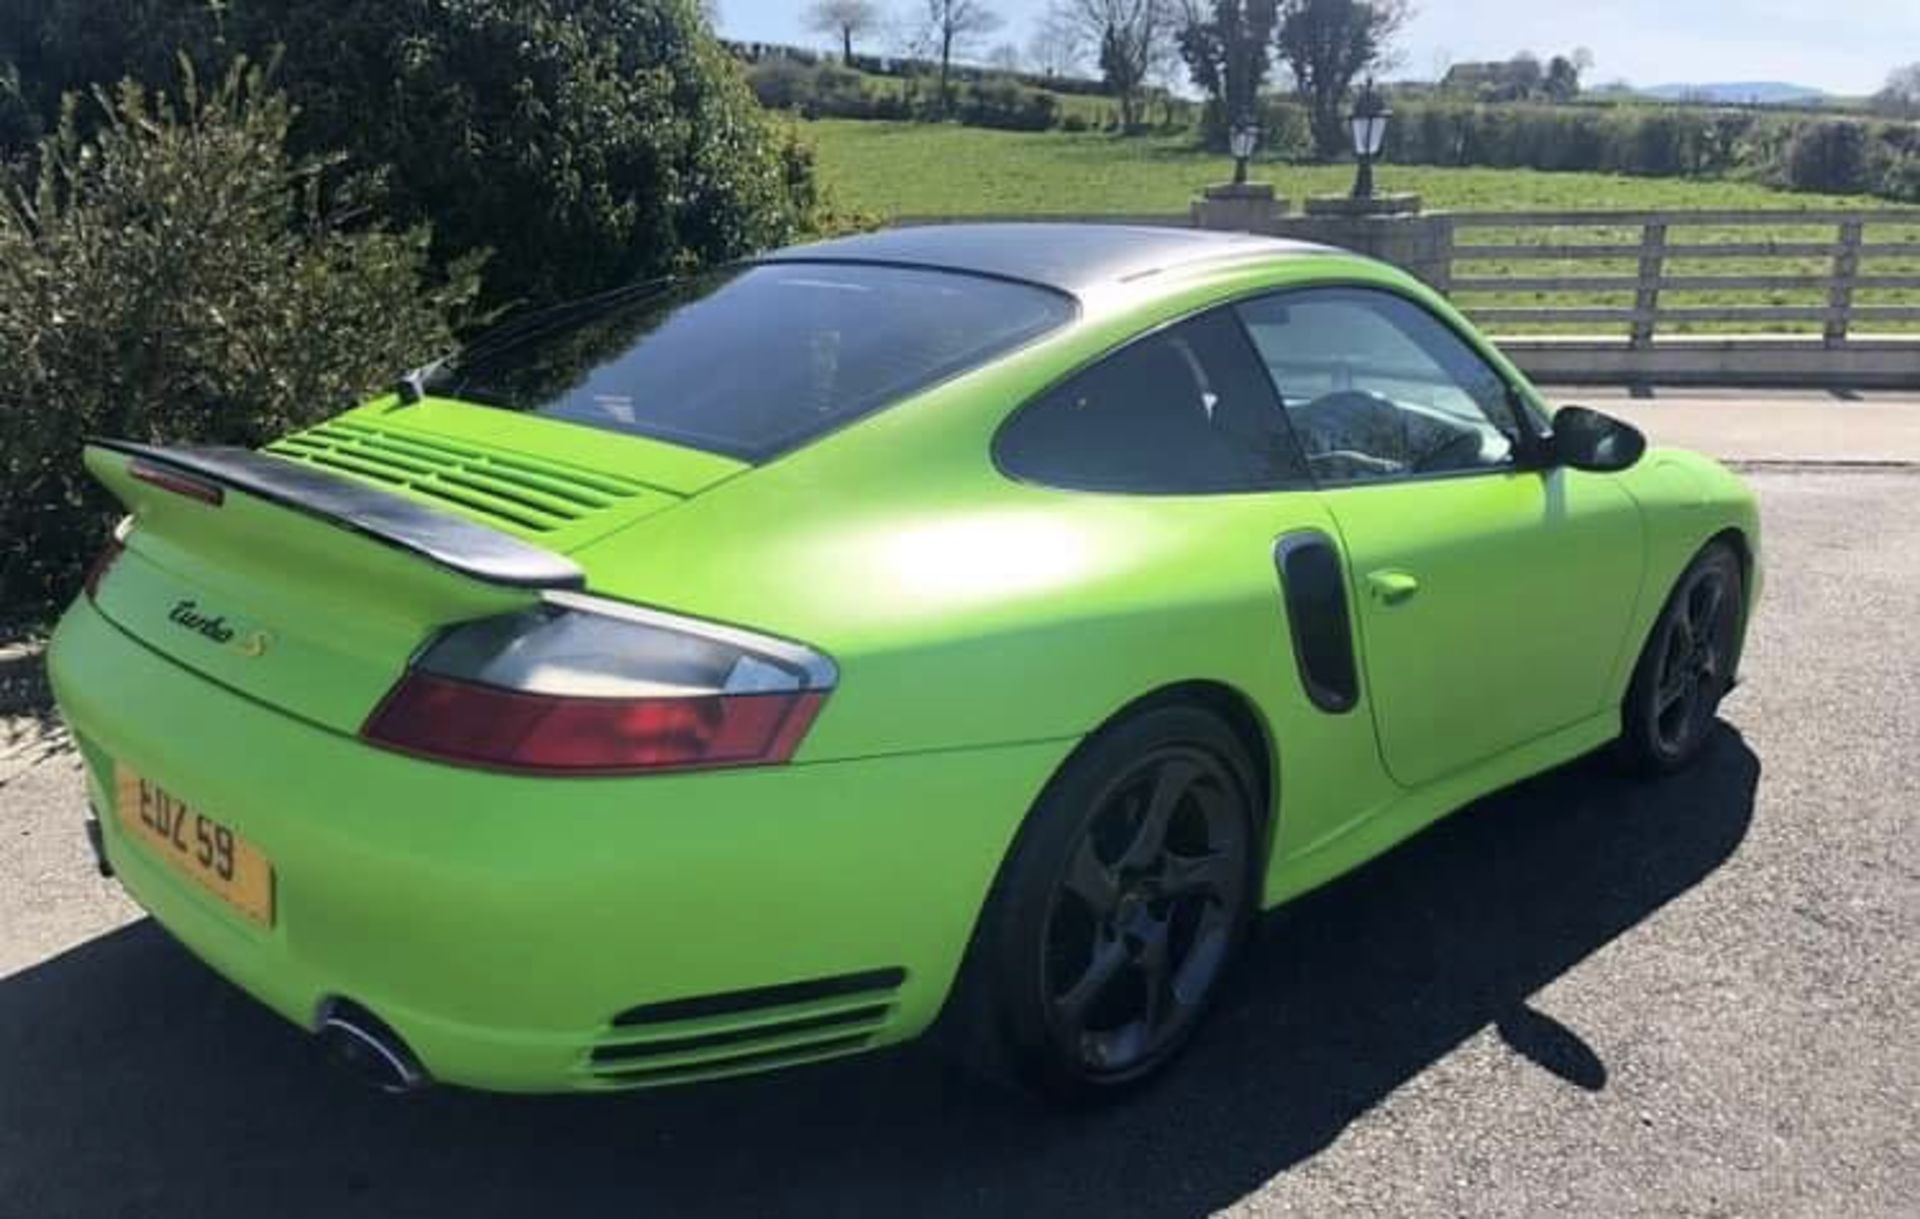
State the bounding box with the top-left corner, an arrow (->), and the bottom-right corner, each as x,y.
267,419 -> 645,536
586,967 -> 905,1088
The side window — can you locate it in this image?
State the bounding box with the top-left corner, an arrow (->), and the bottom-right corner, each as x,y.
995,309 -> 1310,494
1236,288 -> 1526,485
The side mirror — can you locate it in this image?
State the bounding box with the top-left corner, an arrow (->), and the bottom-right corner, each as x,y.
1548,406 -> 1647,473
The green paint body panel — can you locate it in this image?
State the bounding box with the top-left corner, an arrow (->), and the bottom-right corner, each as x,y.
49,246 -> 1760,1092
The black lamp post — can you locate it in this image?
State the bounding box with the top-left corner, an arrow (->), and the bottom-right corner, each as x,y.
1228,117 -> 1260,187
1348,79 -> 1391,200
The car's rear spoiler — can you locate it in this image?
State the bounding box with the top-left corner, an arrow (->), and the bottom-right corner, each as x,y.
88,439 -> 586,591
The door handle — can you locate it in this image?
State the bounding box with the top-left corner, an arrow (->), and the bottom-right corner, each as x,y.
1366,569 -> 1421,606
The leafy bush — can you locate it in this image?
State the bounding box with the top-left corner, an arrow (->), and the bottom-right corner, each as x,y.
1781,120 -> 1872,195
0,61 -> 480,616
748,57 -> 1059,132
747,57 -> 819,111
1378,100 -> 1920,202
1255,99 -> 1315,160
957,77 -> 1058,132
0,60 -> 33,151
1,1 -> 818,313
747,57 -> 904,122
831,48 -> 1110,96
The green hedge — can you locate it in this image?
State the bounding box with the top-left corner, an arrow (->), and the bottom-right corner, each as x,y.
1379,101 -> 1920,202
748,58 -> 1060,132
0,62 -> 480,616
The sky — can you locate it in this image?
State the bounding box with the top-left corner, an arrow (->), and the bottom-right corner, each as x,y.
718,0 -> 1918,97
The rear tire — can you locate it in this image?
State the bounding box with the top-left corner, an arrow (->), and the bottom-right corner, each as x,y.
949,705 -> 1260,1103
1620,541 -> 1745,776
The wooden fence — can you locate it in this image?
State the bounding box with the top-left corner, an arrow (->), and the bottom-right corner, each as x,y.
1445,210 -> 1920,348
892,207 -> 1920,387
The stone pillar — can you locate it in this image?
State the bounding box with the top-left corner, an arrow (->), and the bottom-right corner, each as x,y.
1272,194 -> 1455,293
1189,182 -> 1289,235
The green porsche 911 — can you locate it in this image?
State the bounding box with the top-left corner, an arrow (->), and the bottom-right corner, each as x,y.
50,224 -> 1758,1100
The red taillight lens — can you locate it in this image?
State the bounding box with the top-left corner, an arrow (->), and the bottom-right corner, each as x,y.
363,674 -> 825,775
359,595 -> 835,775
128,457 -> 224,506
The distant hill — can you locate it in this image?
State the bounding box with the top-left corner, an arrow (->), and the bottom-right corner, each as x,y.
1641,81 -> 1827,105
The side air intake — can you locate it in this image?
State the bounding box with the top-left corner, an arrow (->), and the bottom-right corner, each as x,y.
584,968 -> 906,1088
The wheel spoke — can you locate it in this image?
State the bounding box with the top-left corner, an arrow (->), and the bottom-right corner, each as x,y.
1656,667 -> 1692,713
1657,680 -> 1698,747
1172,920 -> 1233,1007
1160,849 -> 1237,901
1119,758 -> 1199,872
1054,930 -> 1127,1035
1672,607 -> 1697,655
1062,839 -> 1120,915
1659,625 -> 1691,684
1699,579 -> 1726,636
1135,918 -> 1173,1034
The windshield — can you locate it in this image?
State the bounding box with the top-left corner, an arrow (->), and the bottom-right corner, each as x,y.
424,263 -> 1075,462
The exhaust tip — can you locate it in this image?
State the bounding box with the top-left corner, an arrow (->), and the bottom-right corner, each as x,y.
83,811 -> 114,878
316,999 -> 430,1094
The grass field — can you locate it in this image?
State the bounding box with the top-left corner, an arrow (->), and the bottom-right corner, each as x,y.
803,120 -> 1920,335
803,119 -> 1888,218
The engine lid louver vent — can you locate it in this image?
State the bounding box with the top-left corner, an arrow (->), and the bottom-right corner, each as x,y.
267,418 -> 652,541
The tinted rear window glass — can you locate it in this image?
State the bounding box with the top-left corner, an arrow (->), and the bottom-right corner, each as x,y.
425,264 -> 1073,462
994,309 -> 1310,494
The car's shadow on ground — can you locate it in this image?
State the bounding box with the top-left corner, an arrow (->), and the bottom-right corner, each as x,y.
0,730 -> 1759,1219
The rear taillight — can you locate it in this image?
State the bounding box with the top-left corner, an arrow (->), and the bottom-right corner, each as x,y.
128,457 -> 224,506
361,593 -> 836,775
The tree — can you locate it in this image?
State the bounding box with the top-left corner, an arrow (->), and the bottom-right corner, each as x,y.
1273,0 -> 1411,158
1056,0 -> 1168,130
0,1 -> 818,315
1176,0 -> 1278,141
987,40 -> 1022,72
920,0 -> 1004,112
1145,21 -> 1186,125
1874,63 -> 1920,118
805,0 -> 881,64
1027,13 -> 1085,78
1544,53 -> 1582,103
1507,50 -> 1543,99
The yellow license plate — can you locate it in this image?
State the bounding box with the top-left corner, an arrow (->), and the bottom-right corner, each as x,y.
115,765 -> 275,927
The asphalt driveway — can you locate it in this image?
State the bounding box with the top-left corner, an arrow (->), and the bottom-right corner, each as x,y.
2,468 -> 1915,1218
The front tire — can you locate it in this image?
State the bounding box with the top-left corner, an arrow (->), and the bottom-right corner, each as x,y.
1621,541 -> 1745,775
958,706 -> 1259,1102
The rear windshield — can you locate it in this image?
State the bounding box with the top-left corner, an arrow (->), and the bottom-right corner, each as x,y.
424,263 -> 1074,462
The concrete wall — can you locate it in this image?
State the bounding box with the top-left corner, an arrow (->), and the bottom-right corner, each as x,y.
1499,336 -> 1920,390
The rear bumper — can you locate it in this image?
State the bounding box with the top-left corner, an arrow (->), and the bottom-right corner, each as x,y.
50,598 -> 1066,1091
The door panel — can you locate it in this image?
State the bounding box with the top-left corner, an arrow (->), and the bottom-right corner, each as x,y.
1321,468 -> 1644,787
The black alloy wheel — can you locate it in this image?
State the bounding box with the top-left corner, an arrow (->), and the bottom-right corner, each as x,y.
1624,541 -> 1745,773
956,705 -> 1258,1100
1041,746 -> 1250,1077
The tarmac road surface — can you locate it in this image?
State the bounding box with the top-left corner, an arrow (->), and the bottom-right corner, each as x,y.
2,467 -> 1915,1218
